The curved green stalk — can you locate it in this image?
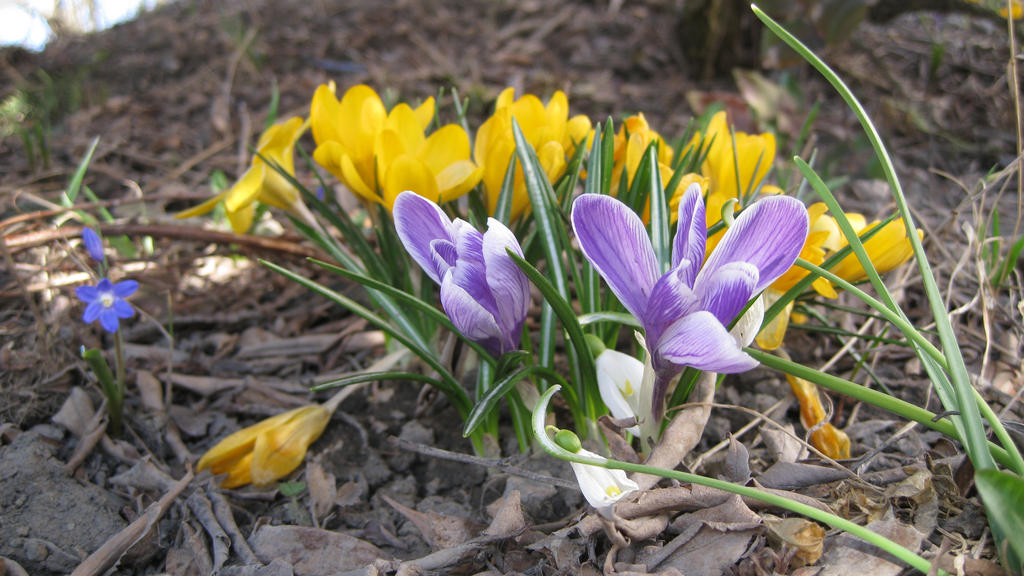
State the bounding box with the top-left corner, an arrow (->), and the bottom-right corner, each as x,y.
748,349 -> 1014,469
532,385 -> 945,575
794,259 -> 946,368
751,4 -> 993,471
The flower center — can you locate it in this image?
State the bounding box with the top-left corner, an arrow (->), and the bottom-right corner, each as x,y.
620,379 -> 635,397
100,293 -> 115,308
605,485 -> 622,498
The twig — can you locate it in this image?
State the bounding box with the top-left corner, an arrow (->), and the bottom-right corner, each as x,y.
388,436 -> 577,490
70,468 -> 194,576
5,223 -> 318,257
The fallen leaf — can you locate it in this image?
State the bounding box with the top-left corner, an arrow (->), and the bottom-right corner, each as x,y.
381,494 -> 478,549
817,516 -> 925,576
248,525 -> 386,576
764,516 -> 826,566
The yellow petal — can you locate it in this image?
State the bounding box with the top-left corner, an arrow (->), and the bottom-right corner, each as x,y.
313,141 -> 347,182
785,374 -> 850,459
831,218 -> 920,282
382,155 -> 439,209
495,87 -> 516,110
755,289 -> 792,351
175,189 -> 228,219
197,405 -> 316,474
227,202 -> 256,234
311,84 -> 344,146
375,129 -> 408,174
436,160 -> 483,202
419,124 -> 472,174
249,405 -> 330,486
224,165 -> 266,213
538,141 -> 566,184
342,85 -> 386,153
384,104 -> 425,154
567,115 -> 592,150
216,452 -> 253,489
340,153 -> 382,204
413,97 -> 436,130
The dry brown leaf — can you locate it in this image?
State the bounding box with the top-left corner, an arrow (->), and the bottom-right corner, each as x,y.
764,516 -> 826,566
817,517 -> 925,576
484,489 -> 526,539
134,370 -> 165,413
52,387 -> 95,437
305,460 -> 336,522
381,494 -> 478,550
248,525 -> 386,576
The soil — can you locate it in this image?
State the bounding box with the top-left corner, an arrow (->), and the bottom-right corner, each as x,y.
1,0 -> 1022,574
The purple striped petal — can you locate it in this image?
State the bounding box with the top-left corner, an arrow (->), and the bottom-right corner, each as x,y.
394,191 -> 455,284
671,183 -> 706,281
440,273 -> 507,355
643,262 -> 700,347
113,279 -> 138,298
571,194 -> 659,320
696,261 -> 759,327
696,195 -> 807,295
654,311 -> 758,374
482,218 -> 529,337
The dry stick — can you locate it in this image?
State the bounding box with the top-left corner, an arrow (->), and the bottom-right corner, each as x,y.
208,488 -> 259,565
71,468 -> 194,576
389,436 -> 577,490
5,223 -> 318,257
689,398 -> 787,472
0,192 -> 212,231
186,490 -> 231,572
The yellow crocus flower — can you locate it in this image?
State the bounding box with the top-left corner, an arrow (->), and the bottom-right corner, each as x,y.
177,116 -> 307,234
197,404 -> 330,488
693,111 -> 776,228
785,373 -> 851,460
474,87 -> 591,220
311,83 -> 482,210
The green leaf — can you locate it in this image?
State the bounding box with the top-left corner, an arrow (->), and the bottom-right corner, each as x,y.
307,257 -> 495,364
63,136 -> 99,207
313,371 -> 443,392
464,364 -> 570,437
261,260 -> 472,418
507,249 -> 595,428
975,469 -> 1024,572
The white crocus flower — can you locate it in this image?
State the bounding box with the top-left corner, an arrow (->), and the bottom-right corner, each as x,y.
729,293 -> 765,348
569,448 -> 639,518
595,348 -> 646,435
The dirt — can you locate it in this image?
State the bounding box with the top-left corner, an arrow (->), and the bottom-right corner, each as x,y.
1,0 -> 1023,574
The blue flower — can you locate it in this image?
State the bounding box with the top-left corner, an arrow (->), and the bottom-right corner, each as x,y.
75,278 -> 138,333
81,227 -> 104,263
393,191 -> 530,358
571,184 -> 808,420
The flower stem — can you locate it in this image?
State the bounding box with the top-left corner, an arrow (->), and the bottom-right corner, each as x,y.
111,331 -> 125,436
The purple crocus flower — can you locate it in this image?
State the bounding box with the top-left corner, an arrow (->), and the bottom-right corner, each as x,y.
571,184 -> 808,419
393,191 -> 530,358
75,278 -> 138,334
81,227 -> 104,263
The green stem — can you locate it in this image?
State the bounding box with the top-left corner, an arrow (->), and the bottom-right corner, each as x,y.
752,4 -> 993,471
532,385 -> 945,576
112,332 -> 126,436
748,349 -> 1014,469
795,259 -> 947,368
